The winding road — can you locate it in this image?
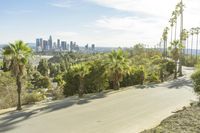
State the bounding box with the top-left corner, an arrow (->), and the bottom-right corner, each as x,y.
0,67 -> 197,133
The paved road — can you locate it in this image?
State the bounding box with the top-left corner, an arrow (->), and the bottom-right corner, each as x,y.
0,67 -> 197,133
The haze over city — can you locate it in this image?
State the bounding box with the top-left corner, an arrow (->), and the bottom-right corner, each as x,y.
1,0 -> 200,47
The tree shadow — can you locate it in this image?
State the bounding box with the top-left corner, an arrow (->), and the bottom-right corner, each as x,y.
135,83 -> 159,89
165,77 -> 194,89
0,92 -> 106,132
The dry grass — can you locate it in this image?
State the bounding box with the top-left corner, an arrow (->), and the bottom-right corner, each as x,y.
141,103 -> 200,133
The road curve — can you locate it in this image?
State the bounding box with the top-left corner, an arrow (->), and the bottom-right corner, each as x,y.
0,67 -> 197,133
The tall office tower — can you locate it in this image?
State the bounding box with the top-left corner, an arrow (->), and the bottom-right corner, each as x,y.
39,38 -> 43,50
48,35 -> 53,50
36,38 -> 40,52
61,41 -> 67,50
43,40 -> 48,51
53,42 -> 57,49
91,44 -> 95,51
57,39 -> 60,49
85,44 -> 89,50
66,43 -> 69,51
70,41 -> 73,51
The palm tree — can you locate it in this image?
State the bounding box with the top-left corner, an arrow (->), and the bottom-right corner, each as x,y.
190,28 -> 195,59
186,31 -> 190,56
3,40 -> 32,110
169,18 -> 175,43
195,27 -> 200,61
105,49 -> 130,90
177,0 -> 184,76
72,63 -> 90,97
169,40 -> 183,79
172,11 -> 178,40
162,27 -> 169,57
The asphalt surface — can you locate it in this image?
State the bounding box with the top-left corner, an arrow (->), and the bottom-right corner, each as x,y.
0,67 -> 197,133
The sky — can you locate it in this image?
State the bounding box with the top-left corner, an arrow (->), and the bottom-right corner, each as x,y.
0,0 -> 200,47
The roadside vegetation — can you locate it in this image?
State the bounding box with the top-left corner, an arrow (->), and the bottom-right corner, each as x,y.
0,41 -> 177,110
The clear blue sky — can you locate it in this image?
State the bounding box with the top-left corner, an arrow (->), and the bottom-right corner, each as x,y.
0,0 -> 199,47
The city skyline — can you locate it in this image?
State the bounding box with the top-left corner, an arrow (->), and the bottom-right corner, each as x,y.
1,0 -> 200,47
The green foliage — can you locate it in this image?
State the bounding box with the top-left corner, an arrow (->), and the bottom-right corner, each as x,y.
0,72 -> 17,109
3,40 -> 32,110
120,66 -> 145,87
31,71 -> 51,89
105,49 -> 130,89
63,70 -> 79,97
37,59 -> 49,76
49,63 -> 60,77
166,60 -> 176,74
191,69 -> 200,94
85,60 -> 109,93
23,91 -> 45,104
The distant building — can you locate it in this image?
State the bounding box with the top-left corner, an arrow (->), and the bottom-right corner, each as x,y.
85,44 -> 89,50
57,39 -> 60,49
91,44 -> 95,51
36,38 -> 43,52
61,41 -> 67,50
43,40 -> 48,51
36,38 -> 40,52
48,36 -> 53,50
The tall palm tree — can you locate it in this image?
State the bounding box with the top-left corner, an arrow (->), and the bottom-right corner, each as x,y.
169,18 -> 175,43
195,27 -> 200,61
186,31 -> 190,56
177,0 -> 184,76
72,63 -> 90,97
3,40 -> 32,110
162,27 -> 169,57
169,40 -> 183,79
190,28 -> 195,59
172,11 -> 178,40
105,49 -> 130,90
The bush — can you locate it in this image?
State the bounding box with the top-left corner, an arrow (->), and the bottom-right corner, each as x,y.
166,60 -> 176,74
191,70 -> 200,94
121,66 -> 145,87
23,91 -> 45,104
0,72 -> 18,109
63,71 -> 79,97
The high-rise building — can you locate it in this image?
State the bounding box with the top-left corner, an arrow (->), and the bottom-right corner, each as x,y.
70,41 -> 73,51
57,39 -> 60,49
36,38 -> 40,52
85,44 -> 89,50
48,35 -> 53,50
61,41 -> 67,50
91,44 -> 95,51
43,40 -> 48,51
36,38 -> 43,52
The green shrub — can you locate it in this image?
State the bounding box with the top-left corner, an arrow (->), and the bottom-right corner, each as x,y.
191,70 -> 200,94
0,72 -> 18,109
121,67 -> 145,87
23,91 -> 45,104
63,71 -> 79,97
166,60 -> 176,74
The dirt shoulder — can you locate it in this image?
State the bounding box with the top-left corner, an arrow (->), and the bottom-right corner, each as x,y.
141,103 -> 200,133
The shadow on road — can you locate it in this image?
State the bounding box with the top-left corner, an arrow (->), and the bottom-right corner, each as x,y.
161,76 -> 193,89
0,93 -> 106,132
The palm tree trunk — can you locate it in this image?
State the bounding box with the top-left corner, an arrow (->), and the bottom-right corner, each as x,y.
187,38 -> 189,56
16,75 -> 22,110
171,26 -> 173,43
174,61 -> 177,79
79,78 -> 84,98
191,35 -> 194,59
196,34 -> 199,62
175,23 -> 177,40
179,4 -> 183,76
